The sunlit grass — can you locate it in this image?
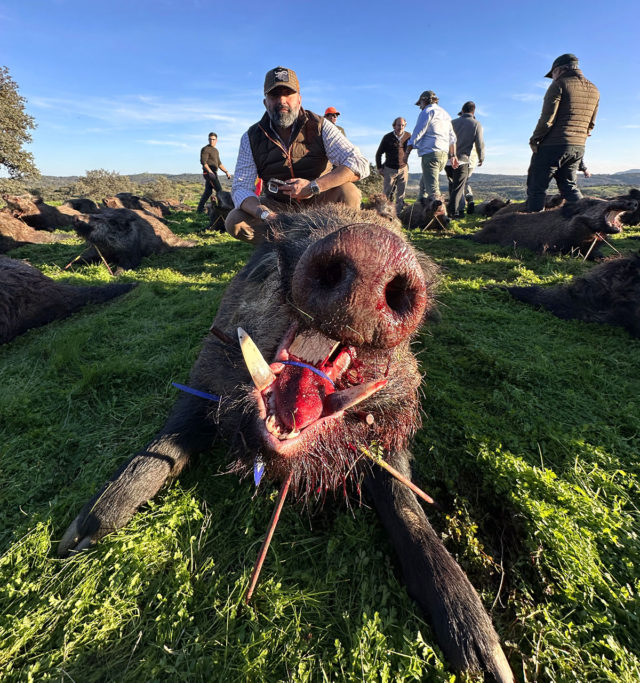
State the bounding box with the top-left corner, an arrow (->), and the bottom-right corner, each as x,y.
1,209 -> 639,681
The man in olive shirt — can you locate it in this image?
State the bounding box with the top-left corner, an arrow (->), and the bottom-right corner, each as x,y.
525,54 -> 599,212
196,132 -> 231,213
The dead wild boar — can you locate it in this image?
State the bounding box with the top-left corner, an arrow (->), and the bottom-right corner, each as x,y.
103,193 -> 167,218
617,188 -> 640,226
492,194 -> 564,217
63,198 -> 101,214
507,252 -> 640,337
470,198 -> 510,217
0,211 -> 74,253
207,190 -> 234,232
0,256 -> 135,344
469,197 -> 637,258
58,204 -> 513,682
73,207 -> 196,270
2,194 -> 81,231
400,197 -> 450,230
360,193 -> 397,222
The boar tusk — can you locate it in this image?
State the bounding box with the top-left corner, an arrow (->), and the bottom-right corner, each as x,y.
238,327 -> 276,391
323,379 -> 387,414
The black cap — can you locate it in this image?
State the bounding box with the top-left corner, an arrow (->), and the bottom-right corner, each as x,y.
545,53 -> 578,78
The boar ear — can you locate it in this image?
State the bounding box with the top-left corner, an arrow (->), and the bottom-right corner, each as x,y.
628,188 -> 640,200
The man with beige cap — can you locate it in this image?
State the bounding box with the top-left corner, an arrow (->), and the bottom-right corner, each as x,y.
226,67 -> 369,243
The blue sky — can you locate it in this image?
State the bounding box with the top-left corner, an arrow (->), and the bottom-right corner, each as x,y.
2,0 -> 639,177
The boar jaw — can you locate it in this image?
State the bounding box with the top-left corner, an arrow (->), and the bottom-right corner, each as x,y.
247,324 -> 388,456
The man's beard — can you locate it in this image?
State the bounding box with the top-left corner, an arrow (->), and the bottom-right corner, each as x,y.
268,103 -> 299,128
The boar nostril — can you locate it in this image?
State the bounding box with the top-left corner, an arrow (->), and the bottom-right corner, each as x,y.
385,274 -> 415,316
317,258 -> 347,290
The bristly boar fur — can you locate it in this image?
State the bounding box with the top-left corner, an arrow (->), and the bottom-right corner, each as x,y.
400,198 -> 450,230
0,211 -> 73,253
469,197 -> 637,258
492,194 -> 564,217
58,204 -> 514,682
73,207 -> 196,270
102,193 -> 168,218
3,194 -> 82,231
470,197 -> 510,217
616,188 -> 640,226
507,252 -> 640,337
0,256 -> 136,344
360,193 -> 396,222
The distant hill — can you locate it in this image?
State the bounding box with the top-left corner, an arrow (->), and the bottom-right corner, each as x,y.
35,171 -> 638,202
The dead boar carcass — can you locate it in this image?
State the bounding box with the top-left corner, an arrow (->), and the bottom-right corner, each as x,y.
0,211 -> 74,253
2,194 -> 81,231
73,207 -> 196,270
469,197 -> 637,258
360,193 -> 397,222
103,193 -> 169,218
58,204 -> 513,682
470,198 -> 510,217
507,252 -> 640,337
0,256 -> 135,344
400,197 -> 450,230
617,188 -> 640,226
63,198 -> 101,214
492,195 -> 564,217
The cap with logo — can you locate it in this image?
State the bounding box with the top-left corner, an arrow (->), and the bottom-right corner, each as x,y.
264,66 -> 300,95
545,53 -> 578,78
324,106 -> 340,116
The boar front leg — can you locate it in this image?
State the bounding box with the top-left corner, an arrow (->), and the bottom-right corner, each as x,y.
363,452 -> 514,683
58,393 -> 215,556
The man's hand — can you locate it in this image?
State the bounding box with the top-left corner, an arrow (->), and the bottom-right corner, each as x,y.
225,171 -> 231,179
207,172 -> 217,182
280,178 -> 313,199
451,156 -> 459,170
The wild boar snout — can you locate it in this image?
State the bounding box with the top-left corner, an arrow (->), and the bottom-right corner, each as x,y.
290,223 -> 428,348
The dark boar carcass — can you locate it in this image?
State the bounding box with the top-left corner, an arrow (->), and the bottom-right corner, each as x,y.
616,188 -> 640,226
492,195 -> 564,217
58,204 -> 513,682
0,256 -> 135,344
469,197 -> 637,258
470,198 -> 510,217
207,190 -> 234,232
507,252 -> 640,337
2,194 -> 81,231
0,211 -> 73,253
73,207 -> 196,270
400,197 -> 450,230
63,198 -> 101,214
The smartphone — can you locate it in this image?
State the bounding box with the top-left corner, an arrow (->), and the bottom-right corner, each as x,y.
267,178 -> 287,193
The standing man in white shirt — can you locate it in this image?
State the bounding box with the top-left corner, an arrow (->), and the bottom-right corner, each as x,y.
226,66 -> 369,244
406,91 -> 458,205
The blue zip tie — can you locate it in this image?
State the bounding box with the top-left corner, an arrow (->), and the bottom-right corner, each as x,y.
172,382 -> 221,401
254,457 -> 265,486
280,360 -> 335,387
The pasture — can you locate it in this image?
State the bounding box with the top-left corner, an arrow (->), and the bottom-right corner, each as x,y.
1,207 -> 639,682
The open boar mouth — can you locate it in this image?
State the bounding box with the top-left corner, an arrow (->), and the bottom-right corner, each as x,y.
240,324 -> 387,456
604,210 -> 625,233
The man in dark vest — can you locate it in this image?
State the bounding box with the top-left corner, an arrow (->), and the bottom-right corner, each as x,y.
226,66 -> 369,243
375,117 -> 410,215
196,132 -> 232,213
525,53 -> 599,212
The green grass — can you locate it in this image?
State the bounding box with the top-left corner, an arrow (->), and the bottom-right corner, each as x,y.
1,209 -> 639,681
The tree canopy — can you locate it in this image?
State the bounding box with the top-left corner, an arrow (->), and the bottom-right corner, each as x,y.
0,65 -> 39,180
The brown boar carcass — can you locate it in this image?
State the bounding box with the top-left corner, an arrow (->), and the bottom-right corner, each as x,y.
616,188 -> 640,226
0,256 -> 135,344
470,198 -> 510,217
103,193 -> 168,218
63,198 -> 101,214
207,190 -> 234,232
0,211 -> 74,253
3,194 -> 81,231
58,204 -> 514,682
360,193 -> 397,222
73,208 -> 196,270
507,252 -> 640,337
400,197 -> 450,230
469,197 -> 637,258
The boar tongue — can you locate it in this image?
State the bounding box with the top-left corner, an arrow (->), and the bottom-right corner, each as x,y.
273,364 -> 334,432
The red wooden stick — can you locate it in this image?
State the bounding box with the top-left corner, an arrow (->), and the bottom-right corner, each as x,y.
245,469 -> 293,603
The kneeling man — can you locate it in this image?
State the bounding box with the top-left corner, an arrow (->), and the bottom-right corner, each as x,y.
226,66 -> 369,243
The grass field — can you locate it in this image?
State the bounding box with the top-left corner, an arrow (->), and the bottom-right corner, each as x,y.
1,207 -> 639,682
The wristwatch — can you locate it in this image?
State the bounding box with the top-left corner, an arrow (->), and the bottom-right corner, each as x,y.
308,180 -> 320,196
259,209 -> 270,221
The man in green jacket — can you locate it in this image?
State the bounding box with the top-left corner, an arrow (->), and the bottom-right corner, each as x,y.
525,54 -> 599,212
